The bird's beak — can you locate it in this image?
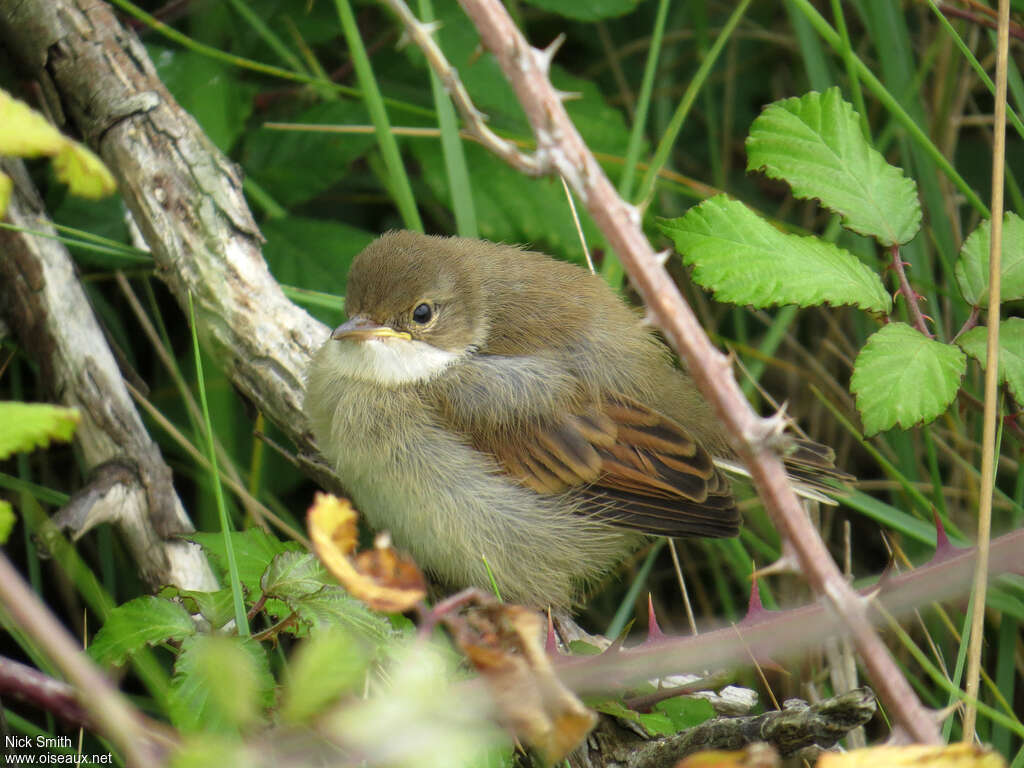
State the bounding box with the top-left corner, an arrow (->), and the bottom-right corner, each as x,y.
331,316 -> 412,342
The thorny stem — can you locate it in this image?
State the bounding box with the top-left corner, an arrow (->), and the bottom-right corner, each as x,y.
890,244 -> 933,338
383,0 -> 942,743
953,305 -> 981,342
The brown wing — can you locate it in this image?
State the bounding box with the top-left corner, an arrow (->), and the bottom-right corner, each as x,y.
486,395 -> 739,539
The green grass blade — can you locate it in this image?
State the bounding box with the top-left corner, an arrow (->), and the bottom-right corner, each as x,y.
418,0 -> 477,238
636,0 -> 753,208
188,291 -> 249,637
334,0 -> 423,232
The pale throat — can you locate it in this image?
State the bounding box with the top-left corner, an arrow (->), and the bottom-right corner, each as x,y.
330,337 -> 460,386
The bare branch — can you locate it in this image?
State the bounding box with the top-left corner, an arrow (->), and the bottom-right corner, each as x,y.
0,159 -> 215,591
0,0 -> 325,461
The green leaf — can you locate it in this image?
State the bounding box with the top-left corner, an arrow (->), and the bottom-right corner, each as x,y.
163,587 -> 237,630
958,318 -> 1024,404
0,500 -> 14,544
953,213 -> 1024,307
169,635 -> 274,733
241,101 -> 374,207
413,142 -> 603,267
260,551 -> 333,600
269,585 -> 393,643
168,735 -> 247,768
279,626 -> 370,723
0,403 -> 80,461
590,698 -> 676,736
89,596 -> 196,666
850,323 -> 966,435
262,217 -> 374,323
746,88 -> 921,246
189,528 -> 300,596
653,696 -> 716,731
519,0 -> 639,20
658,196 -> 891,313
152,47 -> 256,152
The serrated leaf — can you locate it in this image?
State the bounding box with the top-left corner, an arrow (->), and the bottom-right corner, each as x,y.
189,529 -> 299,595
746,88 -> 921,246
958,318 -> 1024,404
169,636 -> 273,733
0,89 -> 65,156
272,585 -> 393,643
954,213 -> 1024,307
164,587 -> 236,630
279,626 -> 370,723
260,551 -> 333,600
0,403 -> 80,460
850,323 -> 966,435
0,500 -> 14,544
658,196 -> 891,313
89,596 -> 196,666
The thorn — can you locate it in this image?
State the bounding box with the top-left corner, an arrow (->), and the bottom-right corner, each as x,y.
534,33 -> 566,73
930,508 -> 963,563
741,577 -> 770,625
396,29 -> 411,49
750,546 -> 799,581
545,609 -> 560,655
639,310 -> 657,328
653,249 -> 671,267
933,702 -> 962,725
645,594 -> 666,643
876,552 -> 898,589
861,583 -> 883,604
747,408 -> 790,453
554,89 -> 582,102
420,20 -> 443,36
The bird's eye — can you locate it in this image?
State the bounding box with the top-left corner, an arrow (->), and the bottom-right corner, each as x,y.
412,303 -> 433,324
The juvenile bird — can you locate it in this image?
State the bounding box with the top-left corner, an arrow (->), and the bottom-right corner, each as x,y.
305,230 -> 841,609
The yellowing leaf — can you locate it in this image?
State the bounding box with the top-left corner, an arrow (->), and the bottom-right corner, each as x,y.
307,493 -> 426,613
52,142 -> 117,199
0,171 -> 11,216
0,89 -> 64,156
817,744 -> 1006,768
0,500 -> 15,545
0,402 -> 80,460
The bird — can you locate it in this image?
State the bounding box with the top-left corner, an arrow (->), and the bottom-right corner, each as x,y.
305,230 -> 844,610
